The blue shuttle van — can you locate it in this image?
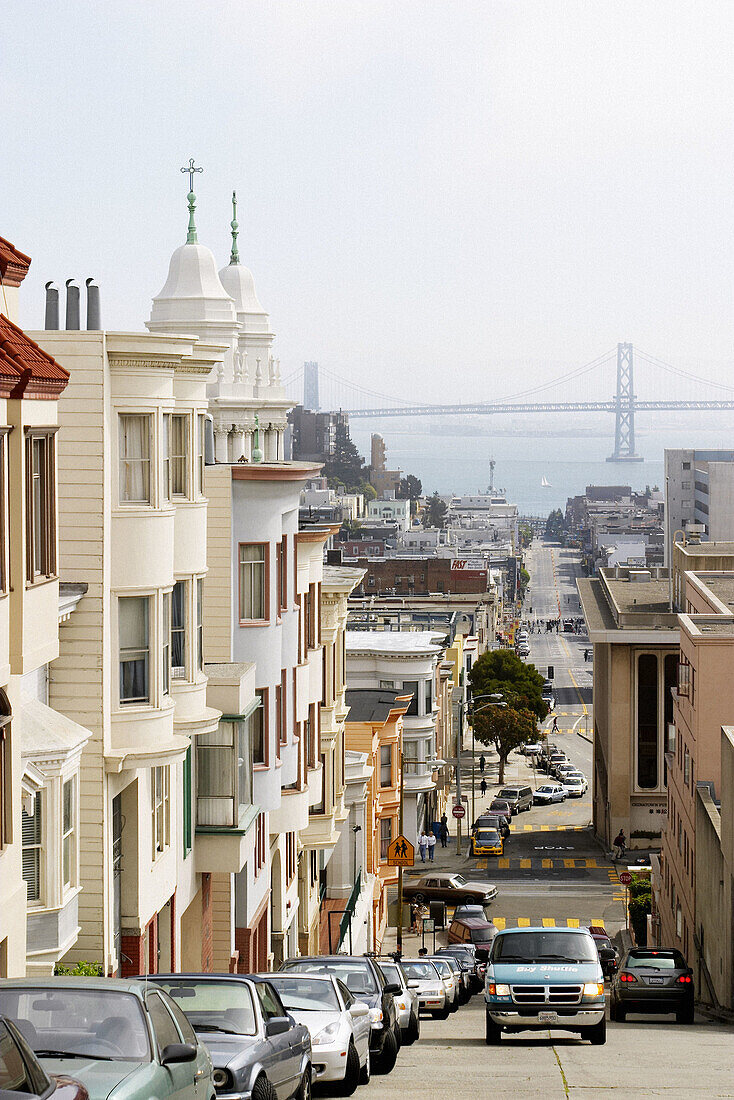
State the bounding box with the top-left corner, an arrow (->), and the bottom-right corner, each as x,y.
484,926 -> 606,1044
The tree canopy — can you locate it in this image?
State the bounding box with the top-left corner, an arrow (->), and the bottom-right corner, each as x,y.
323,422 -> 366,490
423,490 -> 448,529
472,704 -> 537,784
545,508 -> 565,541
469,648 -> 548,722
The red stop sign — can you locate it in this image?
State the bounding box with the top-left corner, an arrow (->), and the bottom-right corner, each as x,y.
452,804 -> 466,819
619,871 -> 632,886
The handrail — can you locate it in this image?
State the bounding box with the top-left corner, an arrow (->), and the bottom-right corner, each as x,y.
337,868 -> 362,951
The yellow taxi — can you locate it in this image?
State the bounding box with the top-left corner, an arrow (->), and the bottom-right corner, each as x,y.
471,826 -> 504,857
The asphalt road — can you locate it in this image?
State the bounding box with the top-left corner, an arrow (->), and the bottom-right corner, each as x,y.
366,993 -> 734,1099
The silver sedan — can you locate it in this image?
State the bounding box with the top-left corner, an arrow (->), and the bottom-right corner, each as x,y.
268,973 -> 371,1095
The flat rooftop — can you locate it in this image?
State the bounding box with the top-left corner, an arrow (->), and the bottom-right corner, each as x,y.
579,571 -> 679,634
603,576 -> 672,615
698,574 -> 734,611
676,541 -> 734,557
345,630 -> 444,655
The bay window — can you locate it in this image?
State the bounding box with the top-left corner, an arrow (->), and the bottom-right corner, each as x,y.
253,689 -> 268,766
402,680 -> 419,717
118,414 -> 151,504
151,766 -> 170,857
380,744 -> 392,787
0,700 -> 11,849
162,415 -> 170,502
119,596 -> 150,705
379,816 -> 393,861
197,578 -> 204,670
239,544 -> 267,622
171,581 -> 186,678
170,414 -> 188,497
162,592 -> 171,696
196,718 -> 252,828
197,415 -> 206,495
22,792 -> 42,903
62,777 -> 75,889
25,430 -> 56,580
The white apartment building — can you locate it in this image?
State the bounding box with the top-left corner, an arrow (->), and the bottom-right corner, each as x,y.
34,323 -> 226,977
345,631 -> 443,845
664,449 -> 734,563
367,497 -> 411,532
0,236 -> 91,977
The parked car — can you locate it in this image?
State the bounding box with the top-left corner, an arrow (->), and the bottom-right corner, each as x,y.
452,903 -> 487,921
267,974 -> 370,1094
152,972 -> 311,1100
566,770 -> 588,792
522,741 -> 543,756
447,917 -> 498,959
586,928 -> 618,978
561,775 -> 586,798
403,873 -> 497,906
435,954 -> 470,1004
427,957 -> 459,1013
471,827 -> 504,857
541,688 -> 555,710
488,798 -> 513,818
0,1015 -> 88,1099
556,763 -> 577,778
497,785 -> 533,814
279,956 -> 400,1074
610,948 -> 694,1023
398,961 -> 447,1020
533,783 -> 566,804
373,960 -> 420,1045
435,945 -> 483,994
0,978 -> 215,1100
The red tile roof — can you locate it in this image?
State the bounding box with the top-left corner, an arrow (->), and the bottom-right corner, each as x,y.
0,237 -> 31,288
0,314 -> 69,399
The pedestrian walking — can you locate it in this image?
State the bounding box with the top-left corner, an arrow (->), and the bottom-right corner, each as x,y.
552,716 -> 559,733
480,777 -> 487,797
427,831 -> 437,862
418,830 -> 428,862
613,829 -> 626,860
479,753 -> 486,775
440,815 -> 449,848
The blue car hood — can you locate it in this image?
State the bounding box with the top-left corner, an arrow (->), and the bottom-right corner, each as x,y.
195,1031 -> 260,1068
491,961 -> 600,983
39,1056 -> 141,1098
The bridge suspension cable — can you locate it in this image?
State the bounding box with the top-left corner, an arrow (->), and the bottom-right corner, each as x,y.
635,348 -> 734,394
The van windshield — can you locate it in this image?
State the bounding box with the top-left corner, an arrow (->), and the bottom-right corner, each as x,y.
492,931 -> 597,963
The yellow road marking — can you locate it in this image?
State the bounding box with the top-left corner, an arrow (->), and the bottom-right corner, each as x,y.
493,918 -> 506,930
567,918 -> 579,927
592,919 -> 605,927
563,858 -> 576,868
498,858 -> 509,869
542,858 -> 552,868
542,918 -> 555,927
520,859 -> 531,868
518,918 -> 531,927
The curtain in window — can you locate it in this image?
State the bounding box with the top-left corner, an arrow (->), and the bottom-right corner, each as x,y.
119,597 -> 149,703
172,581 -> 186,673
119,415 -> 150,503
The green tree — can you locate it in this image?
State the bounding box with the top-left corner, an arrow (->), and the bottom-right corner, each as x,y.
469,649 -> 548,722
545,508 -> 565,541
519,566 -> 530,591
423,490 -> 448,529
54,959 -> 104,976
472,704 -> 538,784
628,873 -> 651,946
519,522 -> 534,548
397,473 -> 423,516
323,422 -> 366,490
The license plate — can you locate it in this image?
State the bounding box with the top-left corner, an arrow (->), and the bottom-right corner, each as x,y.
538,1011 -> 558,1024
649,977 -> 664,985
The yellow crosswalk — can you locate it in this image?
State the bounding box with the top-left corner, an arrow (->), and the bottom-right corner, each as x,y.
490,917 -> 604,931
482,857 -> 599,869
518,823 -> 588,832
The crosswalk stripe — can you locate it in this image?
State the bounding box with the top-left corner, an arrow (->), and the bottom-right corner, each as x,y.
488,857 -> 601,869
493,918 -> 506,930
498,858 -> 509,869
520,859 -> 531,869
542,858 -> 552,868
542,918 -> 555,927
518,918 -> 531,927
567,918 -> 579,927
592,919 -> 605,927
488,917 -> 602,929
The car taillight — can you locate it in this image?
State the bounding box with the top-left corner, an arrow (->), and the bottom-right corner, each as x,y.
677,974 -> 692,984
619,972 -> 637,983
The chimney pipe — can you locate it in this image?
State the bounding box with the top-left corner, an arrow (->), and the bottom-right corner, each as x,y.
44,282 -> 59,330
85,278 -> 101,330
65,279 -> 80,330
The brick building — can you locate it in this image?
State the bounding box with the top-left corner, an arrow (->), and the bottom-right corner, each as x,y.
354,557 -> 489,597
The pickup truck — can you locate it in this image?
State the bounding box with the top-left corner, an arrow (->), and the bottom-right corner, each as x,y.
484,926 -> 606,1045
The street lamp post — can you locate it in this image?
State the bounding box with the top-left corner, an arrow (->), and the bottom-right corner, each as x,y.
462,693 -> 506,833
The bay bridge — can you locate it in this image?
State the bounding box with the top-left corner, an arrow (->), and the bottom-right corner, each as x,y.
283,345 -> 734,461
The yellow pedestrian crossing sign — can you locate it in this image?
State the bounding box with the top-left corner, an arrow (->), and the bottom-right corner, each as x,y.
387,835 -> 414,867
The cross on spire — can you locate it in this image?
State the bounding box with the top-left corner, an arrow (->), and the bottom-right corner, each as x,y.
180,158 -> 203,244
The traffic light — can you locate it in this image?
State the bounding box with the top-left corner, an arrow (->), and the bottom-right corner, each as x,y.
547,665 -> 554,680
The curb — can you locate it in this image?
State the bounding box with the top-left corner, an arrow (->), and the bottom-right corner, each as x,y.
577,730 -> 593,745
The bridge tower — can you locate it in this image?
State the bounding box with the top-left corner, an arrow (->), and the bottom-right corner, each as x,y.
607,342 -> 643,462
303,361 -> 319,410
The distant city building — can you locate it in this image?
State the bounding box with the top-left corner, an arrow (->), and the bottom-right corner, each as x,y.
369,433 -> 401,497
289,405 -> 349,463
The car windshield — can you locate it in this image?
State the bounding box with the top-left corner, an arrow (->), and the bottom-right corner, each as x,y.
401,961 -> 440,981
475,830 -> 501,844
0,988 -> 151,1061
626,951 -> 684,970
451,875 -> 467,886
498,790 -> 519,798
594,938 -> 614,951
154,980 -> 257,1036
492,931 -> 597,962
268,977 -> 340,1012
471,927 -> 496,943
282,960 -> 377,995
430,959 -> 451,977
377,962 -> 402,986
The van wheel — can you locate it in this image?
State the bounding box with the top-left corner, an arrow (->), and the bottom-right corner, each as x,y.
583,1018 -> 606,1045
485,1013 -> 502,1045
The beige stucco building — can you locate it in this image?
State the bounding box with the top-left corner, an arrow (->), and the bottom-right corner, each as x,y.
579,567 -> 678,849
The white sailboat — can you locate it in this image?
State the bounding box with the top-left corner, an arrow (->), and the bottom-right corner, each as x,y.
541,476 -> 551,488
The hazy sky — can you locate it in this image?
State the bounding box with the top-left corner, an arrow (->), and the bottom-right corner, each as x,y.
5,1 -> 734,403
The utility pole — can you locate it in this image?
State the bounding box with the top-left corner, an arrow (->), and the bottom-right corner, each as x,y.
397,747 -> 405,954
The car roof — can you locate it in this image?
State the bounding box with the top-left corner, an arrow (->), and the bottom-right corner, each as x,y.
495,925 -> 590,936
269,973 -> 336,983
153,972 -> 264,985
452,916 -> 495,928
0,977 -> 148,994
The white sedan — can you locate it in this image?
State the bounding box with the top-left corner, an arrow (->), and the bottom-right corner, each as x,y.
269,973 -> 371,1093
564,772 -> 588,794
533,783 -> 566,804
561,775 -> 586,797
